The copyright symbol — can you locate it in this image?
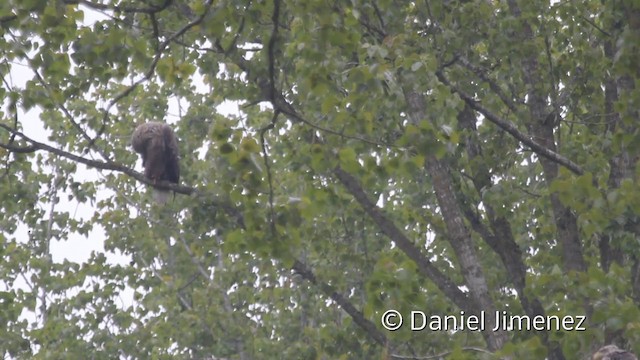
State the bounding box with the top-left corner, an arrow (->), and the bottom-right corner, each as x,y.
381,310 -> 403,331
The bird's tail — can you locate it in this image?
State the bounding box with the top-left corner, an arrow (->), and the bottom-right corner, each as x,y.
152,188 -> 171,204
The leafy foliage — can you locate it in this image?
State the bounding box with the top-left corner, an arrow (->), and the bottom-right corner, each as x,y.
0,0 -> 639,359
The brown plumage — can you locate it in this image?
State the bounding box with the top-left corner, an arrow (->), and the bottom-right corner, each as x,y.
131,122 -> 180,203
593,345 -> 638,360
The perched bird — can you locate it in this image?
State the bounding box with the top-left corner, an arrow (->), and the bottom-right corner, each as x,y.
131,122 -> 180,204
592,345 -> 637,360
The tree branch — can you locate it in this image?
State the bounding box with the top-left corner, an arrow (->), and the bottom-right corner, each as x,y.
403,89 -> 506,351
333,166 -> 473,311
0,123 -> 193,195
436,71 -> 584,175
292,260 -> 388,346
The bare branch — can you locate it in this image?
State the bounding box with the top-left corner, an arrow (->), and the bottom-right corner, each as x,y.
0,123 -> 193,195
436,71 -> 584,175
333,166 -> 473,311
291,260 -> 388,346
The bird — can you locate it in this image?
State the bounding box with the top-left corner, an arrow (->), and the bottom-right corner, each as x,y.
592,345 -> 637,360
131,122 -> 180,204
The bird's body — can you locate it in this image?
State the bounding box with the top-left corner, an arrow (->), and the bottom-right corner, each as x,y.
593,345 -> 638,360
131,122 -> 180,203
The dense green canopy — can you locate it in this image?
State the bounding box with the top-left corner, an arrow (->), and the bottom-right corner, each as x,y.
1,0 -> 639,359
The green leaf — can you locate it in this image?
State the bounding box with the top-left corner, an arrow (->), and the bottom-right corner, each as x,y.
338,147 -> 359,173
